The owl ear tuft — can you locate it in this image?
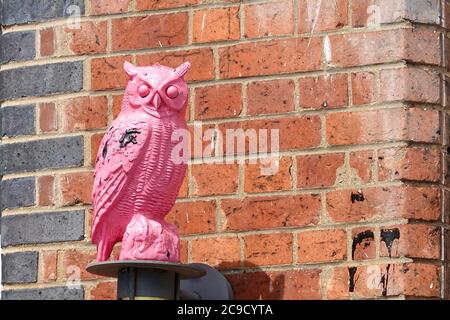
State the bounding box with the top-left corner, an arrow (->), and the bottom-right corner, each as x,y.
124,61 -> 139,79
174,61 -> 191,78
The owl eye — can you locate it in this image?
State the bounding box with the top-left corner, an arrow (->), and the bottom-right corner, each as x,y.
138,84 -> 151,97
166,85 -> 179,99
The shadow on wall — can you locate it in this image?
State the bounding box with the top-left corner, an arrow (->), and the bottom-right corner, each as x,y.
219,260 -> 321,300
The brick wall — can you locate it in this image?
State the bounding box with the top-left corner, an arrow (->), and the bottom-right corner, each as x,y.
0,0 -> 449,300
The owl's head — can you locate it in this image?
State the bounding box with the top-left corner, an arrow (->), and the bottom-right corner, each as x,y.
123,61 -> 190,117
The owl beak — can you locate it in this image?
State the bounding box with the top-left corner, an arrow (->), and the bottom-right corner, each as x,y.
153,93 -> 162,109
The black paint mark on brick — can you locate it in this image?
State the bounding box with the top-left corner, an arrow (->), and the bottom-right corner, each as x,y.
351,230 -> 374,260
380,228 -> 400,258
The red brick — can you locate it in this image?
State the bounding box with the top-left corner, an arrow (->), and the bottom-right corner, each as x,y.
90,0 -> 131,15
349,150 -> 374,183
91,132 -> 105,166
326,267 -> 350,300
352,0 -> 400,27
378,146 -> 441,182
136,0 -> 199,10
227,269 -> 321,299
90,281 -> 116,300
380,67 -> 441,104
194,83 -> 242,120
219,37 -> 323,79
351,227 -> 376,260
326,186 -> 441,223
179,240 -> 188,264
91,55 -> 132,90
380,224 -> 440,259
298,0 -> 348,33
192,163 -> 239,196
167,201 -> 216,235
244,156 -> 292,193
297,153 -> 345,188
38,175 -> 55,206
298,229 -> 347,263
39,102 -> 57,132
247,79 -> 295,115
326,108 -> 440,145
112,94 -> 123,119
40,28 -> 54,57
61,21 -> 107,54
193,7 -> 240,43
299,74 -> 348,109
221,195 -> 321,231
244,0 -> 294,38
349,263 -> 440,298
218,116 -> 322,154
191,236 -> 240,270
61,96 -> 108,132
42,250 -> 57,282
178,175 -> 188,198
112,13 -> 188,51
244,233 -> 293,266
60,172 -> 94,206
63,249 -> 99,281
352,72 -> 376,105
329,29 -> 440,68
137,48 -> 214,82
187,123 -> 217,159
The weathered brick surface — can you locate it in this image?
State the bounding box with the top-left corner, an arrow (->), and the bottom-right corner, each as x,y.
1,210 -> 85,246
0,0 -> 447,301
0,31 -> 35,64
327,186 -> 440,223
193,7 -> 240,43
0,62 -> 83,100
1,177 -> 35,210
1,105 -> 35,137
352,0 -> 440,27
1,136 -> 84,174
244,1 -> 294,38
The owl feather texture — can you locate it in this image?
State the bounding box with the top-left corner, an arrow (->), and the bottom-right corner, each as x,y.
91,61 -> 191,262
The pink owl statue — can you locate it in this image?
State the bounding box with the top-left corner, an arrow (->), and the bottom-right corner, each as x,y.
91,61 -> 190,262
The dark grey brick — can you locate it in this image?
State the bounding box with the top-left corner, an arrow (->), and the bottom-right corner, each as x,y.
405,0 -> 440,24
0,61 -> 83,101
1,105 -> 36,137
1,210 -> 85,246
0,136 -> 84,174
0,31 -> 35,64
1,251 -> 38,284
0,177 -> 35,210
1,0 -> 85,26
1,286 -> 84,300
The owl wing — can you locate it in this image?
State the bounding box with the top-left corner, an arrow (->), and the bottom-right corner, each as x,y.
91,116 -> 152,244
